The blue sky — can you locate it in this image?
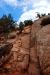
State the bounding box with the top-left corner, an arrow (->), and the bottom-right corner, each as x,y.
0,0 -> 23,21
0,0 -> 50,24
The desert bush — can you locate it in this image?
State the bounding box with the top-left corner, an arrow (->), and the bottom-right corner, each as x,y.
41,14 -> 46,17
24,20 -> 33,27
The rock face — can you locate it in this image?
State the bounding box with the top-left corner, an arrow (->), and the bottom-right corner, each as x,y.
2,21 -> 41,75
1,16 -> 50,75
36,24 -> 50,75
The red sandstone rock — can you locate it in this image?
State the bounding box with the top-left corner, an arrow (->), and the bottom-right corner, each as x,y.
36,25 -> 50,75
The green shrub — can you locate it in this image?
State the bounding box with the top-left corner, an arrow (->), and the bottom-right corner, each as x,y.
0,14 -> 15,33
24,20 -> 33,27
41,14 -> 46,17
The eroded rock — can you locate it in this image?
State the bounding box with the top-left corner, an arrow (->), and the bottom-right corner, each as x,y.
36,25 -> 50,75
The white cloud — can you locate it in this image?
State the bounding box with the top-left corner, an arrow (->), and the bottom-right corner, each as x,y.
2,0 -> 38,8
34,0 -> 47,8
2,0 -> 50,9
4,0 -> 18,7
1,0 -> 50,24
17,10 -> 38,24
17,0 -> 50,24
23,6 -> 28,12
3,0 -> 33,7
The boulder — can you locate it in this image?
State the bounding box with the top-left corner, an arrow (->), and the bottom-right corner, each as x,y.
8,32 -> 16,39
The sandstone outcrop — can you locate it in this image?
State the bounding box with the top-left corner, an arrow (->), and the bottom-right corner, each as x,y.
36,24 -> 50,75
0,16 -> 50,75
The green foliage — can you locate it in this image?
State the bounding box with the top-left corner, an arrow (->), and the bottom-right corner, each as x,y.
0,14 -> 15,33
19,22 -> 24,33
8,14 -> 15,28
41,14 -> 46,17
37,13 -> 46,18
41,17 -> 50,26
24,20 -> 33,26
18,20 -> 33,34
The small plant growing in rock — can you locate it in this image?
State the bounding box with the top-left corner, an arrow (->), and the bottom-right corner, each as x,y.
37,13 -> 41,18
41,14 -> 46,17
